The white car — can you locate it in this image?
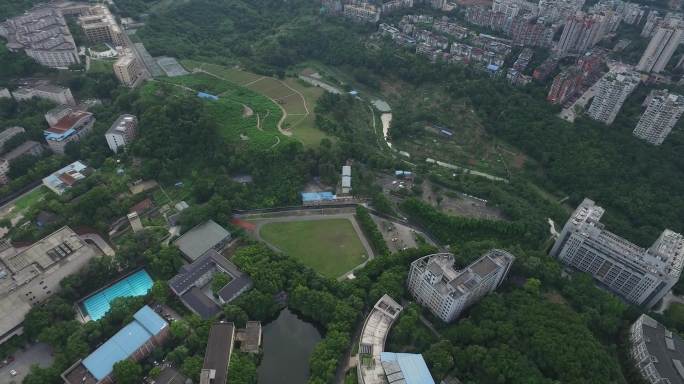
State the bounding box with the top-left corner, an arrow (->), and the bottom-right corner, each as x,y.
9,369 -> 17,376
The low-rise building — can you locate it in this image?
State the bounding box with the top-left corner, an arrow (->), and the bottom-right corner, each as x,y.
44,110 -> 95,154
174,220 -> 232,261
12,84 -> 76,106
0,141 -> 44,184
407,250 -> 515,323
45,105 -> 75,126
0,127 -> 26,152
113,53 -> 143,88
0,227 -> 99,344
0,5 -> 80,68
357,295 -> 403,384
200,322 -> 235,384
341,165 -> 352,195
236,321 -> 262,354
42,161 -> 91,195
61,305 -> 169,384
168,249 -> 252,319
105,114 -> 138,153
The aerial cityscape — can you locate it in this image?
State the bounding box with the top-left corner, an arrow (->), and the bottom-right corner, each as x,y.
0,0 -> 683,383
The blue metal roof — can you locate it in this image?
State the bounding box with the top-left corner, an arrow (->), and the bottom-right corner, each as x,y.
82,306 -> 167,380
301,192 -> 335,202
380,352 -> 435,384
82,269 -> 154,321
197,92 -> 219,100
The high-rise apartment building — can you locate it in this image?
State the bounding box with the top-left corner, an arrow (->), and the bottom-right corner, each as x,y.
633,90 -> 684,145
105,114 -> 138,153
407,250 -> 515,323
114,54 -> 143,87
548,67 -> 583,104
551,198 -> 684,309
556,12 -> 608,55
587,70 -> 639,124
343,2 -> 380,23
637,21 -> 683,73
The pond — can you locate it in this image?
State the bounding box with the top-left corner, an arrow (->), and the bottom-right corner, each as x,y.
257,308 -> 322,384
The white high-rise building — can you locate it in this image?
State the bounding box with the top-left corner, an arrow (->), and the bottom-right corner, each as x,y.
633,90 -> 684,145
587,70 -> 640,124
551,199 -> 684,309
407,250 -> 514,323
637,21 -> 684,73
113,54 -> 143,88
105,114 -> 138,153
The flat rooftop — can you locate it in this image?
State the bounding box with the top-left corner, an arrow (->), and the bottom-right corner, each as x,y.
201,322 -> 235,384
174,220 -> 231,261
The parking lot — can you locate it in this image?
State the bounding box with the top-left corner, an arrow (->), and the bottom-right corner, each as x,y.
0,343 -> 54,384
372,216 -> 418,252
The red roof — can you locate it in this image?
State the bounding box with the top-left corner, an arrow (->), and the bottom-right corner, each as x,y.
58,172 -> 77,186
129,198 -> 153,214
49,111 -> 92,133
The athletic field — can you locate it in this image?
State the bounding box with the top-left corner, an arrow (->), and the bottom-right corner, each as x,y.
259,218 -> 368,278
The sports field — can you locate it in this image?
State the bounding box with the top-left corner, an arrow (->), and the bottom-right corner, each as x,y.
259,218 -> 368,278
181,60 -> 329,147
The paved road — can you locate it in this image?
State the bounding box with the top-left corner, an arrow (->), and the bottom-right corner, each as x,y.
0,343 -> 54,384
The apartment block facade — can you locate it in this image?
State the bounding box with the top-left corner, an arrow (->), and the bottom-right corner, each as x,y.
550,198 -> 684,308
633,90 -> 684,145
113,54 -> 143,87
637,21 -> 683,73
407,250 -> 515,323
587,70 -> 639,124
105,114 -> 138,153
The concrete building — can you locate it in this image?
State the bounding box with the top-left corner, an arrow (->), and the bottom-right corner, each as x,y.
357,295 -> 403,384
236,321 -> 262,354
168,249 -> 252,319
550,198 -> 684,309
633,90 -> 684,145
0,127 -> 26,152
0,227 -> 99,344
127,212 -> 143,233
44,110 -> 95,154
379,353 -> 436,384
556,12 -> 608,55
407,250 -> 515,323
341,165 -> 352,195
381,0 -> 414,13
62,305 -> 169,384
174,220 -> 232,261
42,160 -> 91,195
113,53 -> 143,87
45,105 -> 74,126
0,141 -> 44,185
12,84 -> 76,106
78,5 -> 124,46
637,20 -> 684,73
630,314 -> 684,384
200,322 -> 235,384
548,67 -> 583,104
587,70 -> 640,124
343,3 -> 380,23
105,114 -> 138,153
0,5 -> 80,68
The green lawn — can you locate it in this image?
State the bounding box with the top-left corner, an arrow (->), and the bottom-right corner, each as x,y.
14,186 -> 48,212
259,218 -> 368,278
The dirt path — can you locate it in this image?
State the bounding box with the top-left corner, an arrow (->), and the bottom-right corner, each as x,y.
242,104 -> 253,117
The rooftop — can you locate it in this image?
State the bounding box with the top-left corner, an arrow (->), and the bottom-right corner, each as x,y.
358,295 -> 403,384
169,249 -> 252,318
46,111 -> 92,135
201,322 -> 235,384
42,160 -> 90,195
174,220 -> 231,261
380,353 -> 436,384
1,141 -> 43,162
633,314 -> 684,384
81,306 -> 167,381
106,114 -> 137,135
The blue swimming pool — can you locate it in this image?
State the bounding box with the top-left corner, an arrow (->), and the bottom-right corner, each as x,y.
82,269 -> 154,321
